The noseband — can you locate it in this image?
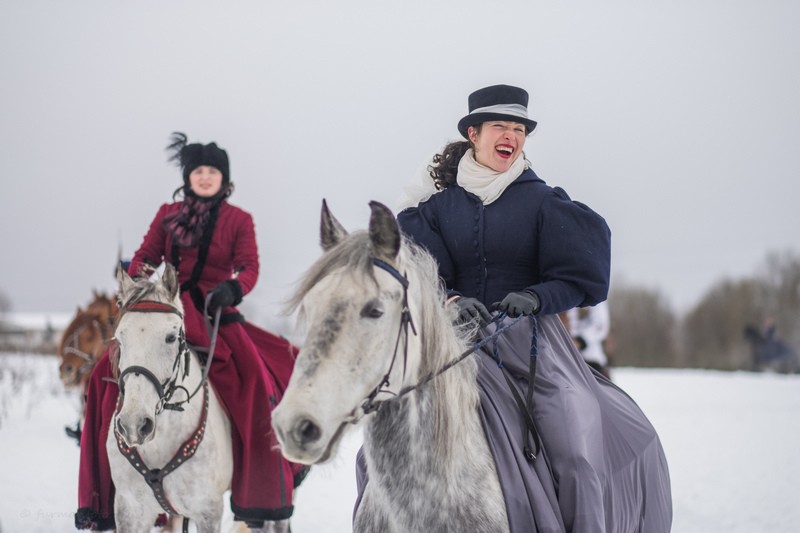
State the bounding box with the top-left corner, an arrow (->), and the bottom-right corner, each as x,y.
116,300 -> 193,413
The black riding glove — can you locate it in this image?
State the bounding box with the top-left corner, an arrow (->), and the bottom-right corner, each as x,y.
455,297 -> 493,327
493,290 -> 540,317
207,280 -> 243,313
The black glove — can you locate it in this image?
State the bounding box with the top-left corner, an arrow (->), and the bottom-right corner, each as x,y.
207,280 -> 243,313
493,290 -> 540,317
455,297 -> 493,327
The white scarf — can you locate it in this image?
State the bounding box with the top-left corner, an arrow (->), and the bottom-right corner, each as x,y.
395,148 -> 530,211
457,148 -> 528,205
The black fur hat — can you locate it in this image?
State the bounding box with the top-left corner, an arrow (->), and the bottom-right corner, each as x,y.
167,132 -> 230,186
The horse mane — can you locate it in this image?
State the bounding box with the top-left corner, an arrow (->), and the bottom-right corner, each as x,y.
288,229 -> 479,468
399,239 -> 480,470
286,230 -> 378,315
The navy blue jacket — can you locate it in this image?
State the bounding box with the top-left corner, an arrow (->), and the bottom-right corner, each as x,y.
397,169 -> 611,315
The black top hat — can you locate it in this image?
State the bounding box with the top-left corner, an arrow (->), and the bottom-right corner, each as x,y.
457,84 -> 538,139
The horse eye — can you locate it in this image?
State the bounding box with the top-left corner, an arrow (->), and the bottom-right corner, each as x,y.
360,301 -> 384,319
165,333 -> 177,344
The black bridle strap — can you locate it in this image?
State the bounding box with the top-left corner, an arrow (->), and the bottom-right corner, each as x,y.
365,258 -> 541,461
115,299 -> 220,412
119,365 -> 166,399
361,259 -> 417,413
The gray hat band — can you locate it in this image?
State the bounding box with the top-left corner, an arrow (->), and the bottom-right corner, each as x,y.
468,103 -> 529,120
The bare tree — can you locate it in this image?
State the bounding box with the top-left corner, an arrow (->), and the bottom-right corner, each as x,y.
607,283 -> 678,368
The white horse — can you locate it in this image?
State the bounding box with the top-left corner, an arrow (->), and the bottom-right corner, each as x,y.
108,264 -> 233,532
273,201 -> 509,532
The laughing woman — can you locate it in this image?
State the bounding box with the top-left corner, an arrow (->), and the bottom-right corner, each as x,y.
379,84 -> 672,532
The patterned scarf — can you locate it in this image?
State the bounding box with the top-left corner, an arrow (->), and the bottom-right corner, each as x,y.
163,192 -> 223,248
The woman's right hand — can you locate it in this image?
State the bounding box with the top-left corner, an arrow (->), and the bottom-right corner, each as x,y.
455,297 -> 492,327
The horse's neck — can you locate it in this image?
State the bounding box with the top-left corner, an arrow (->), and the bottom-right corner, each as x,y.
365,326 -> 483,479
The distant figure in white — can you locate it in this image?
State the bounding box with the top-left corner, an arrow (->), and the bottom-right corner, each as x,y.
567,301 -> 611,379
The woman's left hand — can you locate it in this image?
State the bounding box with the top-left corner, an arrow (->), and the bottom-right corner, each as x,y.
493,290 -> 540,317
208,280 -> 243,312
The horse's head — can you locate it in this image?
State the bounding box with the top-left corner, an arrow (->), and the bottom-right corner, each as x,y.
112,263 -> 185,446
87,290 -> 120,329
58,311 -> 106,387
273,200 -> 440,464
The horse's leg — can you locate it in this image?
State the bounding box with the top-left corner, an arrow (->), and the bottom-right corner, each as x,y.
113,497 -> 157,533
248,519 -> 290,533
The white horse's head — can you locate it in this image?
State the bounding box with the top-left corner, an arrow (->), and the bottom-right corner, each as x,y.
273,200 -> 442,464
112,264 -> 185,446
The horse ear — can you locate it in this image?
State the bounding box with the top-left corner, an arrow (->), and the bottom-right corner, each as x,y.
116,264 -> 135,303
368,201 -> 401,261
320,199 -> 348,251
161,263 -> 180,300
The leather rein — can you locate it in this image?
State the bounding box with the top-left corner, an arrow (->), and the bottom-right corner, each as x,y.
353,258 -> 541,461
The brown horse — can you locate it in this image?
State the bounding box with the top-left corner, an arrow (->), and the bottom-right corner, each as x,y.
59,291 -> 119,443
58,292 -> 118,389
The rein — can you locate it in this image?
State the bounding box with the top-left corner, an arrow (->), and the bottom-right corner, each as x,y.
115,299 -> 220,413
360,257 -> 541,461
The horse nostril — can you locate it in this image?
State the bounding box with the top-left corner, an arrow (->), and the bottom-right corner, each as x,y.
296,418 -> 321,445
139,417 -> 154,440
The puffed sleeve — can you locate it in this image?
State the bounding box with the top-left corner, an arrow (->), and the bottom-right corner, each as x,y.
128,204 -> 170,278
528,187 -> 611,315
397,199 -> 457,295
230,210 -> 259,296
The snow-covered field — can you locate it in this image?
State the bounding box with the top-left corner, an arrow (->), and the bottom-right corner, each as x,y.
1,352 -> 798,532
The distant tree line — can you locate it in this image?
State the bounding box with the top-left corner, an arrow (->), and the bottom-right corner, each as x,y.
607,251 -> 800,371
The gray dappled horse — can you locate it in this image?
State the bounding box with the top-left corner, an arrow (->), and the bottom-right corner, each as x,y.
273,201 -> 509,532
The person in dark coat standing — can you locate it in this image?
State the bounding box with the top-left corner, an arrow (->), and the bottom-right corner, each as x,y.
76,133 -> 306,532
384,85 -> 671,533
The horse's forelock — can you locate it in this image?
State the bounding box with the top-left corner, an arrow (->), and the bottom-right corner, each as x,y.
120,277 -> 174,311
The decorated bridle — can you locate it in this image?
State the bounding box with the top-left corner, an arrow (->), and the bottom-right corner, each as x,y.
112,298 -> 220,522
62,318 -> 108,381
352,257 -> 542,461
115,300 -> 195,414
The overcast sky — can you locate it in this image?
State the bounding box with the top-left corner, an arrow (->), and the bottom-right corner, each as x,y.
2,1 -> 798,324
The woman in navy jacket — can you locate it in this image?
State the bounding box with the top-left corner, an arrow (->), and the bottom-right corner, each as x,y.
396,84 -> 616,531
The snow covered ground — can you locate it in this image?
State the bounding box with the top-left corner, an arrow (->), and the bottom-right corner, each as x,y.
1,352 -> 798,532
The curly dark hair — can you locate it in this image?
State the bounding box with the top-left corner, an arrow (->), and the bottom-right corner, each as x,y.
429,125 -> 481,189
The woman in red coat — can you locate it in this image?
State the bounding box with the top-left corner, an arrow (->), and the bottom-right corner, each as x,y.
76,133 -> 306,532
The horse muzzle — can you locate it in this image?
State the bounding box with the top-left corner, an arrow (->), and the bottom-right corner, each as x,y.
115,412 -> 156,446
273,406 -> 344,465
